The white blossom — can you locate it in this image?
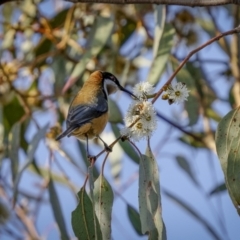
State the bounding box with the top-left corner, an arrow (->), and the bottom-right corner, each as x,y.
166,82 -> 190,104
133,81 -> 154,99
121,100 -> 157,141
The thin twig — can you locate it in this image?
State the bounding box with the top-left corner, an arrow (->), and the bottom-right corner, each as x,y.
152,25 -> 240,104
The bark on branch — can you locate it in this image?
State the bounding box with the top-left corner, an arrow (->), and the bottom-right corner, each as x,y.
1,0 -> 240,6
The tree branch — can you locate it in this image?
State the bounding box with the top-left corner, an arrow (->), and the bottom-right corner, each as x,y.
1,0 -> 240,6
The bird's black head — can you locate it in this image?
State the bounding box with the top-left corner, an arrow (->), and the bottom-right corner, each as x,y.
101,71 -> 137,99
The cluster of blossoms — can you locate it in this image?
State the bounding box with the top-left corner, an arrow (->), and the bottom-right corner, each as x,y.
121,82 -> 157,141
162,82 -> 190,105
121,81 -> 190,142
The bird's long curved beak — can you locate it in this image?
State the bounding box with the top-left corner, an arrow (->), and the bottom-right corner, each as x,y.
119,85 -> 138,100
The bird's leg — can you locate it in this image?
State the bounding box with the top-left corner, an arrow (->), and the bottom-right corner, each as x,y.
85,135 -> 96,162
98,135 -> 112,152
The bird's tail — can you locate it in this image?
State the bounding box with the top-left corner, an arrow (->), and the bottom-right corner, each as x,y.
55,126 -> 76,141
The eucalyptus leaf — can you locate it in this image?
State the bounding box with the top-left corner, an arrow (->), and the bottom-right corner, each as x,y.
138,145 -> 166,239
49,177 -> 69,240
111,124 -> 139,164
68,16 -> 114,84
127,204 -> 143,236
93,174 -> 114,240
8,122 -> 21,182
147,23 -> 175,85
215,107 -> 240,214
176,155 -> 199,187
13,124 -> 49,205
72,187 -> 102,239
108,99 -> 123,124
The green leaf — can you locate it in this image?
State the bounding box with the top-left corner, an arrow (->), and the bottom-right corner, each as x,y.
108,99 -> 123,124
13,124 -> 49,205
28,165 -> 77,190
3,96 -> 25,133
176,155 -> 199,187
49,8 -> 69,28
147,22 -> 175,85
93,174 -> 113,240
8,122 -> 21,182
209,183 -> 226,196
215,107 -> 240,214
72,187 -> 102,239
111,124 -> 139,164
171,57 -> 200,126
68,16 -> 114,82
138,145 -> 166,239
127,204 -> 143,236
164,189 -> 222,240
48,177 -> 69,240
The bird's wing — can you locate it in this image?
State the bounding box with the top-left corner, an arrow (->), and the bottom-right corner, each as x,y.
67,95 -> 108,130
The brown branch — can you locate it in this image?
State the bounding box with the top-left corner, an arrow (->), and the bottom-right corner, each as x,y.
66,0 -> 240,5
1,0 -> 240,6
152,25 -> 240,104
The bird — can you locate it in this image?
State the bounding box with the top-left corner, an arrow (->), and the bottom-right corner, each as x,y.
56,70 -> 137,159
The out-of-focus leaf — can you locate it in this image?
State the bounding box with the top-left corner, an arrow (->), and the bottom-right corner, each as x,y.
64,16 -> 114,93
93,174 -> 113,240
108,99 -> 123,124
76,141 -> 99,178
179,133 -> 205,149
176,155 -> 199,187
118,16 -> 137,46
13,124 -> 49,205
48,177 -> 69,240
209,183 -> 226,196
28,165 -> 77,190
8,122 -> 21,182
215,107 -> 240,214
49,8 -> 69,28
52,56 -> 72,95
164,189 -> 223,240
1,29 -> 15,49
111,123 -> 139,164
147,22 -> 175,85
127,204 -> 143,236
138,145 -> 166,239
72,187 -> 102,239
206,108 -> 222,123
20,0 -> 36,18
3,96 -> 25,132
186,62 -> 216,107
171,57 -> 199,126
196,19 -> 215,36
34,36 -> 52,59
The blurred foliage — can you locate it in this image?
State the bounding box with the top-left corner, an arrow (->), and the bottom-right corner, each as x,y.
0,0 -> 239,239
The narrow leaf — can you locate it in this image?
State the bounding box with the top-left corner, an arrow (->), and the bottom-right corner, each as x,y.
108,99 -> 123,124
49,177 -> 69,240
164,189 -> 223,240
93,174 -> 114,240
13,124 -> 49,204
63,16 -> 114,93
209,183 -> 226,196
111,124 -> 139,164
138,145 -> 166,239
215,107 -> 240,214
72,187 -> 102,239
176,155 -> 199,187
147,22 -> 175,85
127,204 -> 143,236
8,122 -> 21,182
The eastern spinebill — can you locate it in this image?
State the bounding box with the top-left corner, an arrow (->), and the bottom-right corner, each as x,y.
56,70 -> 137,158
